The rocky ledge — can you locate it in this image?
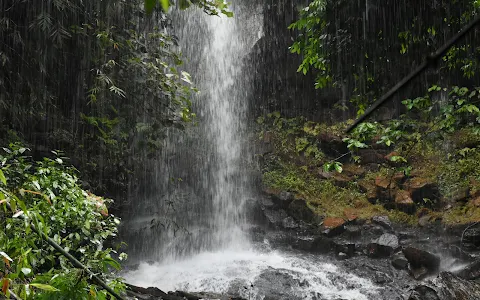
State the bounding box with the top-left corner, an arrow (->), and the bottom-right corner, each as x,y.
242,189 -> 480,299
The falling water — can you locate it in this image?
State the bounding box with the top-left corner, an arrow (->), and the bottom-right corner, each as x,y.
121,1 -> 261,262
123,3 -> 378,299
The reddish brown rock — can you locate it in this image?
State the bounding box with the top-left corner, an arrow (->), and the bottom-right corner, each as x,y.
375,176 -> 397,202
323,217 -> 346,228
375,176 -> 397,190
395,190 -> 415,213
322,217 -> 347,237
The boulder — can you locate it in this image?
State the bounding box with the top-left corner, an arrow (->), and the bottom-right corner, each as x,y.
292,236 -> 315,252
271,190 -> 295,209
322,217 -> 346,237
263,208 -> 288,228
408,272 -> 480,300
287,199 -> 316,223
409,265 -> 429,280
334,241 -> 356,258
253,268 -> 303,300
404,177 -> 440,207
403,247 -> 440,275
311,235 -> 334,253
455,260 -> 480,280
367,233 -> 399,258
281,216 -> 299,229
395,189 -> 415,213
462,223 -> 480,249
344,225 -> 362,238
372,215 -> 393,231
391,252 -> 409,270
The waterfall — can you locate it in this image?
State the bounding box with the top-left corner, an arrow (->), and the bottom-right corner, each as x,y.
121,1 -> 263,262
123,4 -> 378,299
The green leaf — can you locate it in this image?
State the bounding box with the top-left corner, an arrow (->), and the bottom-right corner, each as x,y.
334,163 -> 343,173
0,169 -> 6,185
30,283 -> 60,292
159,0 -> 170,12
144,0 -> 156,14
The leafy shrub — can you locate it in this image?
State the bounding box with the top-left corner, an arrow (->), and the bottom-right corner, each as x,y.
0,144 -> 125,299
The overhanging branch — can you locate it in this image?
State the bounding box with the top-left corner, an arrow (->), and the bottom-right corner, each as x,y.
346,14 -> 480,133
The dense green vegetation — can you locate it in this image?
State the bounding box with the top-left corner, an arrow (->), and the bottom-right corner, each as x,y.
1,144 -> 125,299
290,0 -> 480,112
253,0 -> 478,226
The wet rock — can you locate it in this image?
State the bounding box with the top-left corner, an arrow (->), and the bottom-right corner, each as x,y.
287,199 -> 316,223
263,208 -> 288,228
281,216 -> 298,229
344,225 -> 362,238
334,242 -> 356,258
247,226 -> 266,242
317,169 -> 333,180
403,247 -> 440,275
374,271 -> 391,284
311,235 -> 334,253
126,284 -> 171,299
409,265 -> 429,280
253,268 -> 303,300
408,272 -> 480,300
404,177 -> 440,207
271,191 -> 294,209
448,245 -> 474,262
395,189 -> 415,213
462,223 -> 480,249
391,252 -> 409,270
322,217 -> 346,237
372,215 -> 393,231
454,260 -> 480,280
260,196 -> 275,209
367,233 -> 399,258
408,285 -> 440,300
375,176 -> 397,202
292,236 -> 315,252
244,198 -> 268,224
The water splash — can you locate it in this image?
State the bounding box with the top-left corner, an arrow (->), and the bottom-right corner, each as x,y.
124,249 -> 377,300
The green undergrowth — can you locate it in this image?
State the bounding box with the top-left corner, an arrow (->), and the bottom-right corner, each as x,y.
0,144 -> 126,299
262,156 -> 416,225
258,111 -> 480,226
